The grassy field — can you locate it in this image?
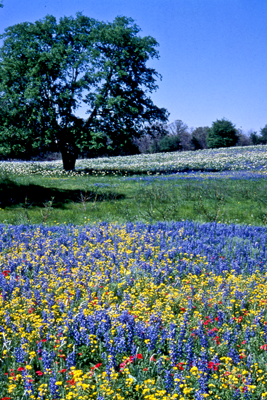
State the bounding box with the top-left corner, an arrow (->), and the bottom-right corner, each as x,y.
0,169 -> 266,226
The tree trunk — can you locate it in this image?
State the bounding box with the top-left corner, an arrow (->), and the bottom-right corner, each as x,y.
61,145 -> 78,171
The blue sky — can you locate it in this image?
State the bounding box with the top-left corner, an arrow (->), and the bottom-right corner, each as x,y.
1,0 -> 266,133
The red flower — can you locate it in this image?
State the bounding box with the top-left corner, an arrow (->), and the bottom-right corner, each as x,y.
260,344 -> 267,350
143,368 -> 148,371
137,354 -> 143,359
59,369 -> 67,373
176,362 -> 184,370
67,378 -> 75,386
36,371 -> 43,376
209,327 -> 218,333
41,339 -> 47,342
2,270 -> 10,277
17,367 -> 25,371
208,362 -> 220,371
214,336 -> 220,345
91,363 -> 102,370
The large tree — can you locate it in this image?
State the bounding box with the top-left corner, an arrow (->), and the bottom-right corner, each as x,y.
0,14 -> 168,169
206,118 -> 238,148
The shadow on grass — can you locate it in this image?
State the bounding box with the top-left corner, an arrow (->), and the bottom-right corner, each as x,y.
0,177 -> 125,208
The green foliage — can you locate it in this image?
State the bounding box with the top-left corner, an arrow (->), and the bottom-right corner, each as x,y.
206,118 -> 239,148
0,126 -> 48,159
157,135 -> 182,152
191,126 -> 209,149
250,131 -> 261,145
259,124 -> 267,144
0,14 -> 168,169
249,127 -> 267,145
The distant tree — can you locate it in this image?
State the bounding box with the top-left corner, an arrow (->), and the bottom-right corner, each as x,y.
0,2 -> 3,8
249,131 -> 260,145
236,129 -> 251,147
191,126 -> 209,149
166,119 -> 192,151
134,122 -> 168,153
0,14 -> 168,169
157,134 -> 182,152
207,118 -> 238,148
258,125 -> 267,144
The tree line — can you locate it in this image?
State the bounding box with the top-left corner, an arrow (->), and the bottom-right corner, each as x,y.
134,119 -> 267,154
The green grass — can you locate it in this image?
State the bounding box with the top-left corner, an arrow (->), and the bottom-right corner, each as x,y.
0,172 -> 266,226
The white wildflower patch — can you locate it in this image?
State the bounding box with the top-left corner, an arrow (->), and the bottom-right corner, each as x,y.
0,145 -> 266,176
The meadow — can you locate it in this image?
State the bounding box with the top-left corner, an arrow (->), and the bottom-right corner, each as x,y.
0,145 -> 267,400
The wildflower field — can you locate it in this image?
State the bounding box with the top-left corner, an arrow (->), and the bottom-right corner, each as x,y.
1,221 -> 267,400
1,145 -> 267,177
0,145 -> 267,399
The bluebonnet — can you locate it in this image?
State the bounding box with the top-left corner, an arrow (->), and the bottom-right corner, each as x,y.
15,345 -> 26,363
66,349 -> 76,369
245,327 -> 251,342
228,347 -> 240,364
41,349 -> 51,370
164,369 -> 173,393
168,323 -> 178,365
49,373 -> 59,398
198,325 -> 208,348
233,389 -> 241,399
173,373 -> 184,395
185,335 -> 194,369
22,369 -> 34,395
195,390 -> 205,400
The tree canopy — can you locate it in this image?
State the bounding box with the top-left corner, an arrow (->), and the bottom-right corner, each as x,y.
206,119 -> 238,148
0,14 -> 168,169
259,125 -> 267,144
